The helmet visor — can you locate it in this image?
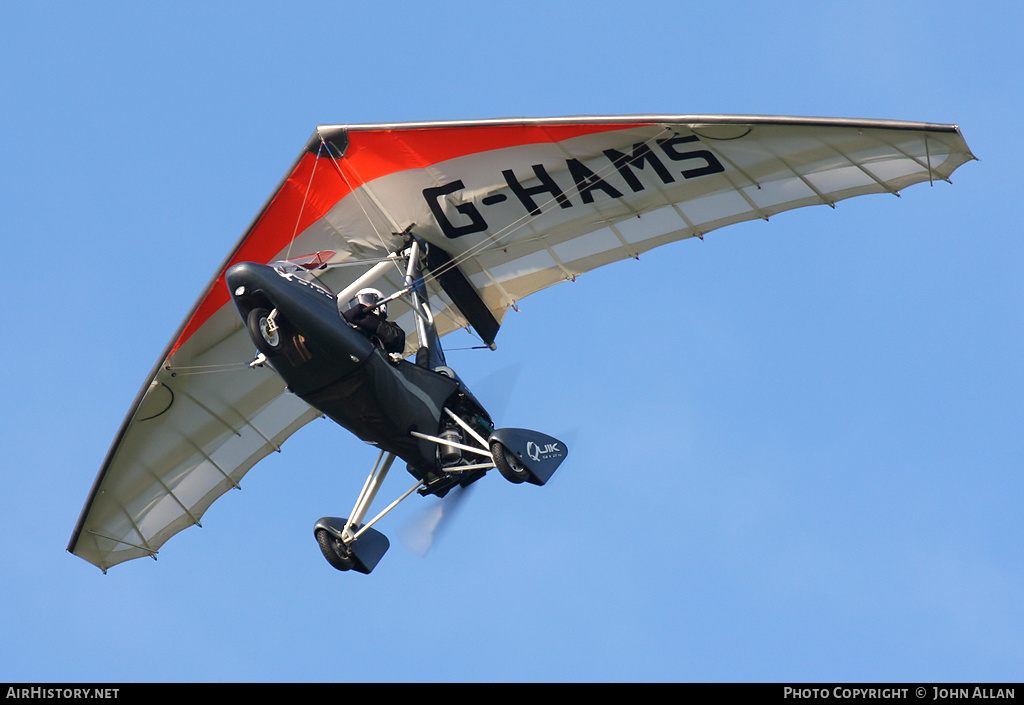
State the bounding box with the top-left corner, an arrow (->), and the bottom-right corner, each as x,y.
350,291 -> 387,317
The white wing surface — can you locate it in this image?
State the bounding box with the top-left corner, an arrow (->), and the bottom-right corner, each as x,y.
69,115 -> 975,570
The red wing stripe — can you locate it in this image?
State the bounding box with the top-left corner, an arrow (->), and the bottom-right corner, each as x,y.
169,122 -> 646,356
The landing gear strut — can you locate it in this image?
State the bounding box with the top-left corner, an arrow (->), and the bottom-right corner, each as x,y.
313,407 -> 499,574
313,421 -> 569,573
310,234 -> 567,574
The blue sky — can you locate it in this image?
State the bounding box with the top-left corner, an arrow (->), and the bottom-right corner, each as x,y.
2,1 -> 1021,683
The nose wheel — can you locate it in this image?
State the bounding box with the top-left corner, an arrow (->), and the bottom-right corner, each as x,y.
246,307 -> 284,355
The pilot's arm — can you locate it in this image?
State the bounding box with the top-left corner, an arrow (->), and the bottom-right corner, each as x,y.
344,304 -> 406,355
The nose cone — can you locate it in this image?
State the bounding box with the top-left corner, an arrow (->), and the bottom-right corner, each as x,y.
225,261 -> 268,296
225,262 -> 285,319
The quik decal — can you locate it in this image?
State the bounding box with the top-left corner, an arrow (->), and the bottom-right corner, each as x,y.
527,440 -> 564,463
423,135 -> 725,239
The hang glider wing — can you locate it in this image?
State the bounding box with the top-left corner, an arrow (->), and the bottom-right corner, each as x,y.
69,115 -> 975,571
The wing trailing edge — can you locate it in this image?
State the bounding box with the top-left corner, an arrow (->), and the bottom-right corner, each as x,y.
70,115 -> 975,570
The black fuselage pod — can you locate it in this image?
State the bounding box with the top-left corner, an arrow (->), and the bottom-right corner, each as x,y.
225,261 -> 461,474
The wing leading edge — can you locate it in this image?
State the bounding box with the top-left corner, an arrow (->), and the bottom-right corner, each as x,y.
69,115 -> 975,570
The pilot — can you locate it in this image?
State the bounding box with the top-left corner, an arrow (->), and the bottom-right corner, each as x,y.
343,288 -> 406,356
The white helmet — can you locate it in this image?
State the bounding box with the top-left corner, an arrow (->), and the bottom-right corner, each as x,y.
349,287 -> 387,318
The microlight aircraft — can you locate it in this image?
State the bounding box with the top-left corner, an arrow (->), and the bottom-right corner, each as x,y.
68,115 -> 975,574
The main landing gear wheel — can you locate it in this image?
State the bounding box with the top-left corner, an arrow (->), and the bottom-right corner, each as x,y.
490,440 -> 530,484
247,307 -> 284,355
315,528 -> 355,572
